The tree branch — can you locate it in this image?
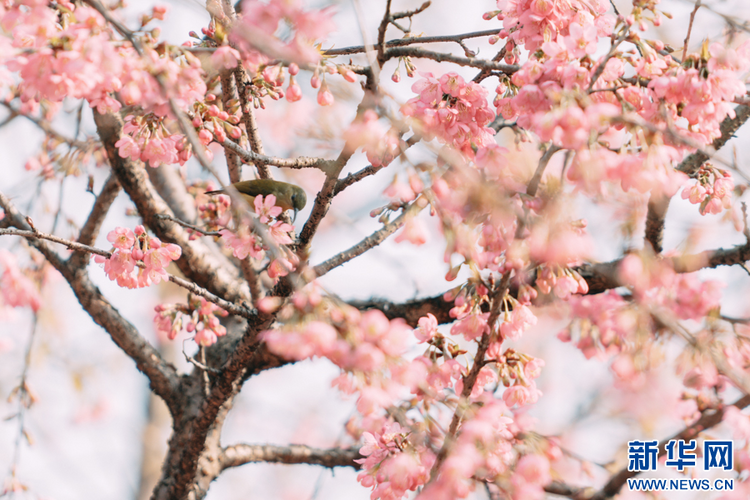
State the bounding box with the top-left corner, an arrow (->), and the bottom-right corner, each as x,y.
234,66 -> 271,179
376,0 -> 392,67
220,70 -> 242,185
429,273 -> 512,480
93,110 -> 251,304
0,102 -> 94,150
314,201 -> 425,277
0,222 -> 255,319
70,174 -> 121,268
334,134 -> 419,196
297,89 -> 379,249
220,139 -> 329,170
384,46 -> 519,74
220,443 -> 361,471
527,144 -> 560,197
324,29 -> 499,56
677,104 -> 750,176
353,241 -> 750,328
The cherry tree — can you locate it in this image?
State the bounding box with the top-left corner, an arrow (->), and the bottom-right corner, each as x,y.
1,0 -> 750,498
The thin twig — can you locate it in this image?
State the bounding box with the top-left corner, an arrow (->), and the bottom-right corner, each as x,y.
657,310 -> 750,395
429,273 -> 512,481
234,65 -> 271,179
220,139 -> 329,170
527,144 -> 560,197
384,46 -> 519,74
0,102 -> 92,150
334,135 -> 419,195
155,214 -> 222,236
391,1 -> 431,20
6,314 -> 39,490
313,201 -> 426,277
0,227 -> 113,258
376,0 -> 393,66
682,0 -> 702,61
323,28 -> 499,56
0,225 -> 255,319
588,27 -> 629,93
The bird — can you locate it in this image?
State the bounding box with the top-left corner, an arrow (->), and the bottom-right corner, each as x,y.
206,179 -> 307,222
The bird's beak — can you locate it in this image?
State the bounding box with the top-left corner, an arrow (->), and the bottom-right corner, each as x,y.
293,208 -> 299,223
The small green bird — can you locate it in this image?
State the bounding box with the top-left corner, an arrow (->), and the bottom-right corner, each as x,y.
206,179 -> 307,222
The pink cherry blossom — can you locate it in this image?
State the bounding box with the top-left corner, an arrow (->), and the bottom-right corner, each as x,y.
210,46 -> 241,70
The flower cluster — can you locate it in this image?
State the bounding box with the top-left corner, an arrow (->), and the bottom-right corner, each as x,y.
263,307 -> 411,374
115,115 -> 188,167
192,182 -> 232,237
402,72 -> 496,157
510,454 -> 552,500
6,2 -> 124,114
342,110 -> 402,168
488,0 -> 614,54
619,254 -> 723,320
355,422 -> 435,500
562,258 -> 723,361
3,0 -> 206,117
154,296 -> 228,346
486,1 -> 750,207
646,41 -> 750,146
420,400 -> 514,499
94,226 -> 182,289
560,291 -> 634,359
232,0 -> 335,66
217,193 -> 298,281
681,165 -> 734,215
356,400 -> 516,500
535,264 -> 589,299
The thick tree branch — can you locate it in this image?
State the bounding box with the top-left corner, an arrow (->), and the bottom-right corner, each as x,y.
349,293 -> 453,328
220,443 -> 361,471
644,193 -> 669,253
354,241 -> 750,327
154,310 -> 279,500
93,110 -> 250,304
147,165 -> 198,223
